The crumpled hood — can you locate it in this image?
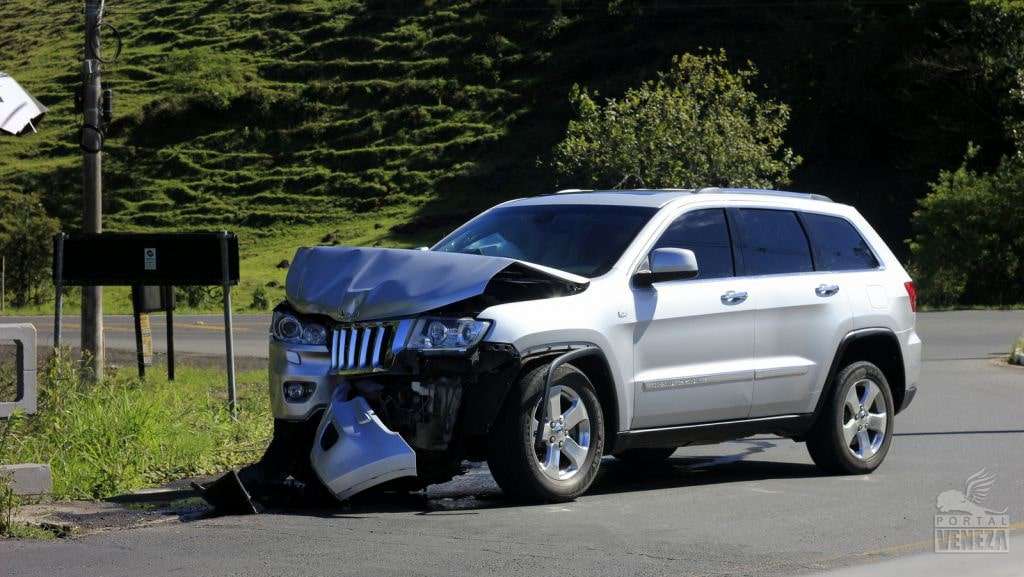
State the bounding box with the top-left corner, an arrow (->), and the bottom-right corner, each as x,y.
285,246 -> 588,322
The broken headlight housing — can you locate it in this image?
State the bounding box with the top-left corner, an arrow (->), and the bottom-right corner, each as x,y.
271,310 -> 328,346
406,317 -> 490,352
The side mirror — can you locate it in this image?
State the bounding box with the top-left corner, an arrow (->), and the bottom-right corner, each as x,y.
634,248 -> 699,285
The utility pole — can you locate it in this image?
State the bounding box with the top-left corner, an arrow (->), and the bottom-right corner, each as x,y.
81,0 -> 104,380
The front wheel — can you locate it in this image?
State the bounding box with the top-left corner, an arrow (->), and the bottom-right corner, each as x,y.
806,361 -> 894,474
487,363 -> 604,502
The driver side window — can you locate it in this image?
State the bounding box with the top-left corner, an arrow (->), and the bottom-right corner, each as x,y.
654,208 -> 735,280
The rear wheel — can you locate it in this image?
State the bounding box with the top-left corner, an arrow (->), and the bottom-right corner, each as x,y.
615,447 -> 677,465
487,363 -> 604,502
806,361 -> 894,474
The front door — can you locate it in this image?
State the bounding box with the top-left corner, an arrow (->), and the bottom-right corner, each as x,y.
631,208 -> 755,428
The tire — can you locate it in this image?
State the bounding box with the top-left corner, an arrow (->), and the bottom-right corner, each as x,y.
487,363 -> 605,502
615,447 -> 677,465
806,361 -> 895,475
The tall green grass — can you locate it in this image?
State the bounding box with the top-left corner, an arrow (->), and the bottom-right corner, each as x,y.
5,350 -> 272,500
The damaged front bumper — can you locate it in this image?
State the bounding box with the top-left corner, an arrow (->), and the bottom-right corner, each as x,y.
266,334 -> 521,503
311,388 -> 418,501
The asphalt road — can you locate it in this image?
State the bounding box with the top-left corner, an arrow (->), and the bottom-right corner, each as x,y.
5,314 -> 273,359
3,310 -> 1023,577
8,308 -> 1021,361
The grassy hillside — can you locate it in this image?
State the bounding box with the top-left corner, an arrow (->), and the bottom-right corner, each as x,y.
1,0 -> 557,311
0,1 -> 1011,312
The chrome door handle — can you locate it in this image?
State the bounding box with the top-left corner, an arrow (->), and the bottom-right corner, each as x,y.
815,283 -> 840,297
721,290 -> 748,305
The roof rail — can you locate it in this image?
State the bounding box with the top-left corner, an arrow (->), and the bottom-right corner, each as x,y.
694,187 -> 832,202
554,188 -> 592,194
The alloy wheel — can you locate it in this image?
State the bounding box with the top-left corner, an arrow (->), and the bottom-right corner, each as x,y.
842,378 -> 888,460
531,385 -> 592,481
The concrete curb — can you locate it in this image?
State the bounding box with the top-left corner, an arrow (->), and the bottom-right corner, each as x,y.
1,463 -> 52,496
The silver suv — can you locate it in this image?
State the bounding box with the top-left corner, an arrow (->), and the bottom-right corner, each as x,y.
264,188 -> 922,503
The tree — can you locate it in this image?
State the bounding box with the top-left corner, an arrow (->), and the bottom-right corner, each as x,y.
551,50 -> 801,190
908,147 -> 1024,306
0,192 -> 59,308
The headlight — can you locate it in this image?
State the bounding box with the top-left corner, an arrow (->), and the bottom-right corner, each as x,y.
406,317 -> 490,352
271,310 -> 327,346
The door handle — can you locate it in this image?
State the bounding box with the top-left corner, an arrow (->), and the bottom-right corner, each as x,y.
721,290 -> 748,305
815,283 -> 840,297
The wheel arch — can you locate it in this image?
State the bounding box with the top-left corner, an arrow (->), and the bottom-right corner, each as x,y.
818,328 -> 907,417
519,344 -> 620,454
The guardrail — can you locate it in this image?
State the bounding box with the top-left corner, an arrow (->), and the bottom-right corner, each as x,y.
0,323 -> 37,418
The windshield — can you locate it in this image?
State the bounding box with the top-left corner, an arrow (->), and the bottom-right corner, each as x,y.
433,204 -> 658,277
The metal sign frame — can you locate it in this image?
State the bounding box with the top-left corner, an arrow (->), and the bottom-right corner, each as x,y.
52,231 -> 241,417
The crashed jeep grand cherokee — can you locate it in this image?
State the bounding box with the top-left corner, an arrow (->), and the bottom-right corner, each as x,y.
234,188 -> 918,506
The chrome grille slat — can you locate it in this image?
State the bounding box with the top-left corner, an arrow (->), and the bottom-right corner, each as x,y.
362,327 -> 374,368
331,329 -> 340,368
371,327 -> 385,367
329,320 -> 408,373
347,328 -> 357,368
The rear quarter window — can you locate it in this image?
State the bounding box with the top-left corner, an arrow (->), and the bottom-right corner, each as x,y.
800,213 -> 879,271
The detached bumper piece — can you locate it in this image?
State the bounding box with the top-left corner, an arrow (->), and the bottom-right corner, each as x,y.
311,393 -> 417,502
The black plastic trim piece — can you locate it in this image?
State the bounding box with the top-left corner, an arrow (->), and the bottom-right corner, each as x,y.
813,327 -> 903,418
615,414 -> 814,451
899,385 -> 917,412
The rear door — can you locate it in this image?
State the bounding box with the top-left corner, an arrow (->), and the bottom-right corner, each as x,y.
729,208 -> 853,417
631,207 -> 755,428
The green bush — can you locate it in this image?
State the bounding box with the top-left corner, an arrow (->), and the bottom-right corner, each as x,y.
908,147 -> 1024,306
249,285 -> 269,310
176,286 -> 220,309
0,192 -> 59,308
7,349 -> 271,499
551,50 -> 801,190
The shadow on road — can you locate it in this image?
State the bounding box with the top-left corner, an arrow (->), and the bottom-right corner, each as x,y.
259,439 -> 823,519
895,429 -> 1024,437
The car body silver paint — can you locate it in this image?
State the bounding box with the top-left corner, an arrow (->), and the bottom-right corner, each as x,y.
272,190 -> 922,445
481,191 -> 922,432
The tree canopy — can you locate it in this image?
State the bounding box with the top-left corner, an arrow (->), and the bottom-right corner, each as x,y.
551,50 -> 800,190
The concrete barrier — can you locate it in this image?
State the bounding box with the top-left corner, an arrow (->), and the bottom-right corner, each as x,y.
0,463 -> 52,496
0,323 -> 36,417
1,323 -> 50,495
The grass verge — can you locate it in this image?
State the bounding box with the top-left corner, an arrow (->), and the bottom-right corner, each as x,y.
3,349 -> 272,501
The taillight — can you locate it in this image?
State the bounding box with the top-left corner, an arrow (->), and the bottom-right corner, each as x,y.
904,281 -> 917,312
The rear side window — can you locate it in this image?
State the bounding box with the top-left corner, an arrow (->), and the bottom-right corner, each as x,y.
734,209 -> 813,275
801,213 -> 879,271
654,208 -> 734,279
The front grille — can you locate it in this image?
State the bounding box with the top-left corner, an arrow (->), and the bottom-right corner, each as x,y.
329,320 -> 410,373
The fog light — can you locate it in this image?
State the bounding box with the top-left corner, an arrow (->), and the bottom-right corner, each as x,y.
283,381 -> 315,403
